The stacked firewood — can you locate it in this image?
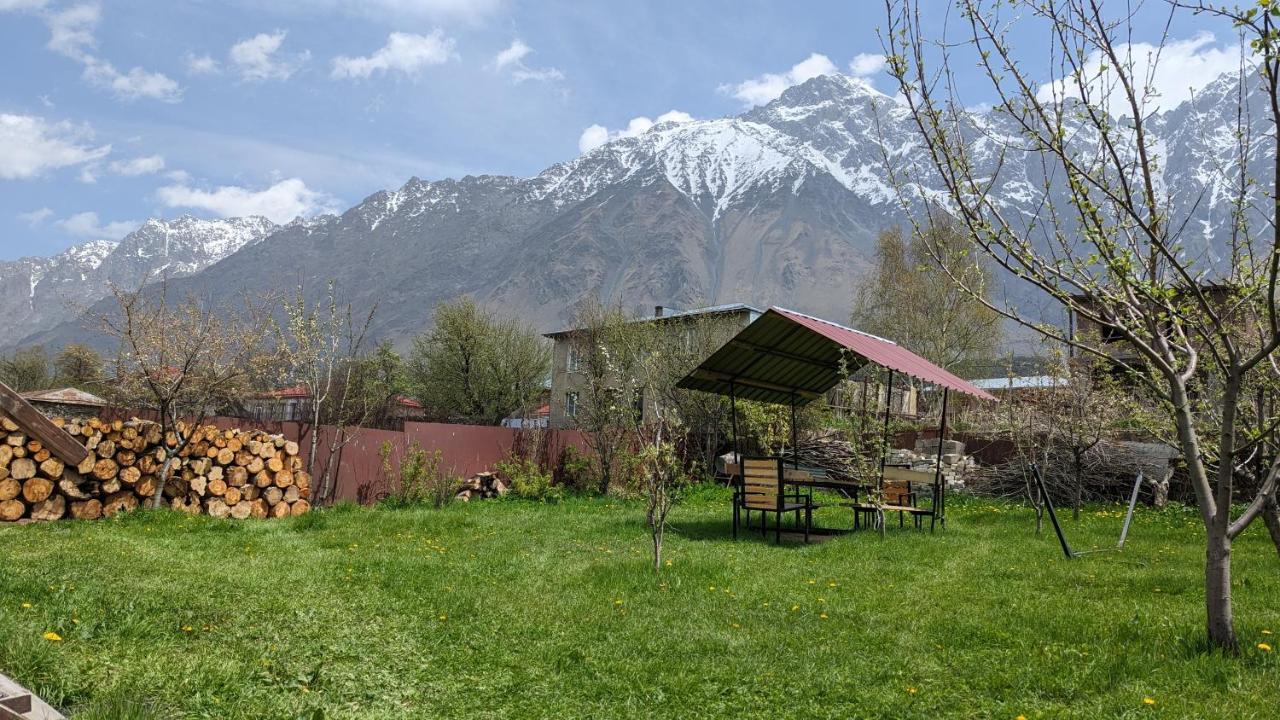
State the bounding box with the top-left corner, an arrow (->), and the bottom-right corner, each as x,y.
455,471 -> 508,502
0,413 -> 311,523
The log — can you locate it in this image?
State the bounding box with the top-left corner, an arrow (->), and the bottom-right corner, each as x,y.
270,501 -> 290,518
216,448 -> 235,465
227,466 -> 248,487
135,474 -> 158,499
0,498 -> 25,521
284,440 -> 299,456
267,456 -> 284,473
11,457 -> 36,480
0,477 -> 19,502
223,486 -> 242,505
205,498 -> 231,519
69,498 -> 102,520
207,478 -> 227,497
263,486 -> 283,505
103,490 -> 138,517
254,470 -> 272,488
39,457 -> 65,479
247,458 -> 264,474
21,477 -> 53,503
290,499 -> 311,516
92,458 -> 119,481
274,470 -> 293,488
58,477 -> 91,500
30,495 -> 66,521
249,498 -> 268,519
189,476 -> 208,496
229,500 -> 252,520
119,466 -> 141,485
284,485 -> 300,504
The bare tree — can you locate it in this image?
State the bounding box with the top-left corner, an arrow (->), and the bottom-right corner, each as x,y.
570,301 -> 646,494
852,222 -> 1003,371
882,0 -> 1280,651
275,281 -> 375,505
100,279 -> 270,508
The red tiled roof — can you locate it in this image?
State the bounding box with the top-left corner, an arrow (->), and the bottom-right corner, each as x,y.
395,395 -> 423,409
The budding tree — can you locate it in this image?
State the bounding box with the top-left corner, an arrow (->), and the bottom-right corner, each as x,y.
882,0 -> 1280,651
100,279 -> 270,507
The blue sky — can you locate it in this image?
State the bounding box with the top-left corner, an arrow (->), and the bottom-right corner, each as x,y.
0,0 -> 1245,260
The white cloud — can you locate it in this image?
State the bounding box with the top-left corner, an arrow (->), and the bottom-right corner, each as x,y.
109,154 -> 164,176
57,211 -> 140,240
185,52 -> 220,75
44,3 -> 182,102
83,60 -> 183,102
0,113 -> 111,179
493,39 -> 530,70
578,110 -> 695,153
331,30 -> 456,79
721,52 -> 839,107
1036,31 -> 1246,114
230,30 -> 309,82
492,38 -> 563,84
18,207 -> 54,226
849,53 -> 886,77
155,177 -> 339,223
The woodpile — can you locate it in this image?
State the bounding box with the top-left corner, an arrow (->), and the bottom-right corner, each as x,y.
454,471 -> 507,502
0,412 -> 310,523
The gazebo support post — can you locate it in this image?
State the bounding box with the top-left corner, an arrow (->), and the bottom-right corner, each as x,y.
790,392 -> 798,469
730,381 -> 740,539
933,387 -> 950,530
878,370 -> 895,488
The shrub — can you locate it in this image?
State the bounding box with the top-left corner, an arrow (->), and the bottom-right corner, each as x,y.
555,446 -> 593,493
496,457 -> 561,503
379,441 -> 455,509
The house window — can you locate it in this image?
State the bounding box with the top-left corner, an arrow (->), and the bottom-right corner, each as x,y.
565,392 -> 579,419
568,346 -> 583,373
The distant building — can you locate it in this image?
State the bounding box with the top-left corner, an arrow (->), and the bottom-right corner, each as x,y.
543,303 -> 762,429
242,386 -> 430,426
20,387 -> 108,419
502,403 -> 550,429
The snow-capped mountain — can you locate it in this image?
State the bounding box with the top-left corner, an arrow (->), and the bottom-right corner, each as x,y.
2,215 -> 276,348
11,70 -> 1271,351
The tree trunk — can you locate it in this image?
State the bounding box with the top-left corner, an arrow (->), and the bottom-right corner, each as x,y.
1072,451 -> 1083,521
1205,535 -> 1238,653
1262,492 -> 1280,561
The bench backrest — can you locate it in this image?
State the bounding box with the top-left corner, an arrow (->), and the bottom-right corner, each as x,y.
883,480 -> 914,506
741,456 -> 783,510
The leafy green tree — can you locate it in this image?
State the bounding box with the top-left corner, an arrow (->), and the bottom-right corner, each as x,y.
53,343 -> 105,391
406,297 -> 549,425
0,346 -> 52,392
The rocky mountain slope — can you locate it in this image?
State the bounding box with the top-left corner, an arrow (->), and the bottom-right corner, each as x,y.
1,216 -> 275,348
9,70 -> 1269,351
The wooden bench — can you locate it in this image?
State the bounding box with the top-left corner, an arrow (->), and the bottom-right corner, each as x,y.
845,467 -> 940,531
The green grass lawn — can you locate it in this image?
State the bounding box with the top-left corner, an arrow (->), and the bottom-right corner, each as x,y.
0,488 -> 1277,719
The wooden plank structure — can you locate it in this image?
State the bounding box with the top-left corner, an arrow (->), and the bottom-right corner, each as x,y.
678,307 -> 996,535
0,382 -> 89,467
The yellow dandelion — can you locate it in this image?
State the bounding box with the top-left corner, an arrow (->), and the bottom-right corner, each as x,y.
1263,630 -> 1273,636
731,623 -> 740,629
42,631 -> 62,642
182,625 -> 193,633
807,579 -> 816,585
1017,715 -> 1027,720
827,582 -> 837,588
21,602 -> 32,609
907,687 -> 917,695
438,614 -> 447,621
791,605 -> 800,612
614,599 -> 624,606
709,586 -> 716,591
819,613 -> 829,620
1143,697 -> 1156,706
1259,643 -> 1273,652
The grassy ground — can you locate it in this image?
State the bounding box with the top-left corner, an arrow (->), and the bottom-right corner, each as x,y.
0,488 -> 1276,719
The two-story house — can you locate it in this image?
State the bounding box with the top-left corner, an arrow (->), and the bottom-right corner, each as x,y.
543,304 -> 762,429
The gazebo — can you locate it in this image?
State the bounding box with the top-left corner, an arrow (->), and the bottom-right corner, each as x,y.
677,307 -> 996,536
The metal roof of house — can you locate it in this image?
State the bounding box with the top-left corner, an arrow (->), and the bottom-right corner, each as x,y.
19,387 -> 108,407
544,303 -> 762,338
677,307 -> 998,405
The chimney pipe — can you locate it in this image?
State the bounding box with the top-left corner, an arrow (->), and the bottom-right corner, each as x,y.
654,305 -> 664,318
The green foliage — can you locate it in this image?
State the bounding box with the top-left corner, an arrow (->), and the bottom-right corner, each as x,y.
379,441 -> 453,509
0,345 -> 53,392
53,343 -> 105,392
496,456 -> 561,502
406,297 -> 550,425
0,492 -> 1276,717
555,445 -> 593,493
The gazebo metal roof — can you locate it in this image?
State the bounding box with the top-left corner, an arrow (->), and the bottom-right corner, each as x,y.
676,307 -> 997,405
